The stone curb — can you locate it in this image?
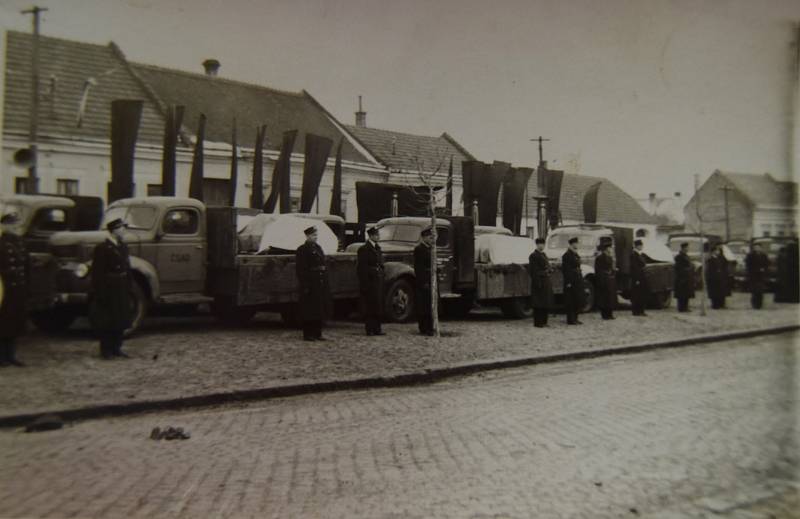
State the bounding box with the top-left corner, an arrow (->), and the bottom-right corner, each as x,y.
1,324 -> 797,429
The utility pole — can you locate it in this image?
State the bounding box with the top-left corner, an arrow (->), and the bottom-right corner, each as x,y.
21,5 -> 48,194
695,174 -> 707,316
720,184 -> 734,241
530,136 -> 551,238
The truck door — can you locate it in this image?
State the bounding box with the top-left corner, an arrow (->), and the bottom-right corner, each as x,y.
156,207 -> 206,294
435,225 -> 455,294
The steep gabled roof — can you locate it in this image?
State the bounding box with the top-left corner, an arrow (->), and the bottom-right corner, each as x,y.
716,170 -> 797,208
525,171 -> 656,224
3,31 -> 166,144
130,63 -> 371,163
344,124 -> 475,179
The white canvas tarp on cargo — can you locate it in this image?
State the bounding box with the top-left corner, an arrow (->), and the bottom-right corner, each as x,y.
475,234 -> 536,264
238,213 -> 339,254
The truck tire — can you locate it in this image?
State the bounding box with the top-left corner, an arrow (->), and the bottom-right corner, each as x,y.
580,279 -> 595,313
500,297 -> 533,319
124,281 -> 149,337
30,307 -> 79,333
212,297 -> 256,327
649,290 -> 673,309
384,278 -> 415,323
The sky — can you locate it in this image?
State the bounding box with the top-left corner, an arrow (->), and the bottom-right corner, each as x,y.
1,0 -> 798,201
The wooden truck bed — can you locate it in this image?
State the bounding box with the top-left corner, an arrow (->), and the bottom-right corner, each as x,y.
475,263 -> 530,301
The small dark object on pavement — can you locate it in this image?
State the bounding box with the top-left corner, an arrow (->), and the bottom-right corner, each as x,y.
629,508 -> 639,515
150,426 -> 190,440
25,414 -> 64,433
152,354 -> 159,361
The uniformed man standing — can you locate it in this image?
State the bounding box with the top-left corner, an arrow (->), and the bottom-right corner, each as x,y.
528,237 -> 553,328
414,228 -> 435,336
594,242 -> 617,320
630,239 -> 650,316
562,237 -> 583,325
745,242 -> 769,309
295,226 -> 331,341
357,226 -> 385,336
705,244 -> 729,309
0,213 -> 28,367
90,218 -> 132,359
674,242 -> 695,312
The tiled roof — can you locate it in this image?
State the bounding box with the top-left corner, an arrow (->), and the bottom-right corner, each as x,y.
716,171 -> 797,207
525,171 -> 656,224
344,124 -> 475,179
3,31 -> 165,143
131,63 -> 370,162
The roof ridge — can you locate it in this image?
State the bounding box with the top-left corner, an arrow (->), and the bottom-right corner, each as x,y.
7,29 -> 111,50
344,124 -> 447,141
130,61 -> 306,98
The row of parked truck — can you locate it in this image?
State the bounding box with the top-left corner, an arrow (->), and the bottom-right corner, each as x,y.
4,193 -> 679,335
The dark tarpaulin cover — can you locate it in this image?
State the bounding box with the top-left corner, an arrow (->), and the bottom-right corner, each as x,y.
250,125 -> 266,209
228,119 -> 238,206
329,139 -> 344,218
109,100 -> 143,203
442,215 -> 475,291
355,182 -> 433,223
583,181 -> 602,223
541,168 -> 564,229
502,166 -> 533,234
445,156 -> 454,215
264,130 -> 297,213
188,114 -> 206,201
461,160 -> 508,226
160,105 -> 184,197
300,133 -> 333,213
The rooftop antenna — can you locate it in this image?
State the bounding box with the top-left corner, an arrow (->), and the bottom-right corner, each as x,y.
20,5 -> 48,193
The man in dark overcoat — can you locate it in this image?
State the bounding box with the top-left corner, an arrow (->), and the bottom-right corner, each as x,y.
594,243 -> 617,320
528,237 -> 553,327
562,237 -> 583,325
705,244 -> 729,309
295,226 -> 331,341
414,228 -> 435,336
745,242 -> 769,309
674,242 -> 695,312
357,226 -> 385,336
0,213 -> 28,367
90,218 -> 133,359
630,239 -> 650,316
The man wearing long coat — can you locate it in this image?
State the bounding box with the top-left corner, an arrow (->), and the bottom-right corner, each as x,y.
528,238 -> 553,327
90,218 -> 133,359
414,228 -> 435,336
0,213 -> 28,367
674,242 -> 695,312
630,239 -> 650,316
594,243 -> 617,320
705,245 -> 729,309
562,237 -> 583,325
296,226 -> 331,341
357,226 -> 385,336
745,242 -> 769,309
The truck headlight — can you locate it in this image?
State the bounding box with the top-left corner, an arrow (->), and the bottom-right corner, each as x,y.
74,263 -> 90,279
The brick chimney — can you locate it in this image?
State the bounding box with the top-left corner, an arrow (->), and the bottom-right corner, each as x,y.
202,59 -> 220,77
355,95 -> 367,127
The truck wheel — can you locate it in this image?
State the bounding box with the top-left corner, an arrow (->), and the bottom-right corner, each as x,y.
649,290 -> 673,309
212,297 -> 256,326
124,281 -> 149,337
31,307 -> 79,333
384,278 -> 415,323
580,280 -> 595,313
500,297 -> 533,319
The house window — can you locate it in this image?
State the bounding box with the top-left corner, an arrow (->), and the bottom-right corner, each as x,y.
290,197 -> 300,212
56,179 -> 79,196
14,177 -> 28,194
775,223 -> 787,237
760,223 -> 772,237
147,184 -> 163,196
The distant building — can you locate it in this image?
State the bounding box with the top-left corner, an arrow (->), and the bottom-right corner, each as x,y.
344,109 -> 474,214
2,31 -> 385,221
684,170 -> 798,240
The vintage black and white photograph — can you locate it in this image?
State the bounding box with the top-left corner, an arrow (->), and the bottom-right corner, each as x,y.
0,0 -> 798,517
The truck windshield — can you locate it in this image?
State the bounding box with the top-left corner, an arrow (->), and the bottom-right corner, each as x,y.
668,240 -> 703,254
378,224 -> 420,243
103,206 -> 157,230
547,233 -> 596,253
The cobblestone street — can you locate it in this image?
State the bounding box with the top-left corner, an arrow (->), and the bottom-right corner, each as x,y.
0,332 -> 797,518
0,293 -> 798,418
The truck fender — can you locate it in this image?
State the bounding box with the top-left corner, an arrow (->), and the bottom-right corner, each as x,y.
128,256 -> 161,301
384,261 -> 415,284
